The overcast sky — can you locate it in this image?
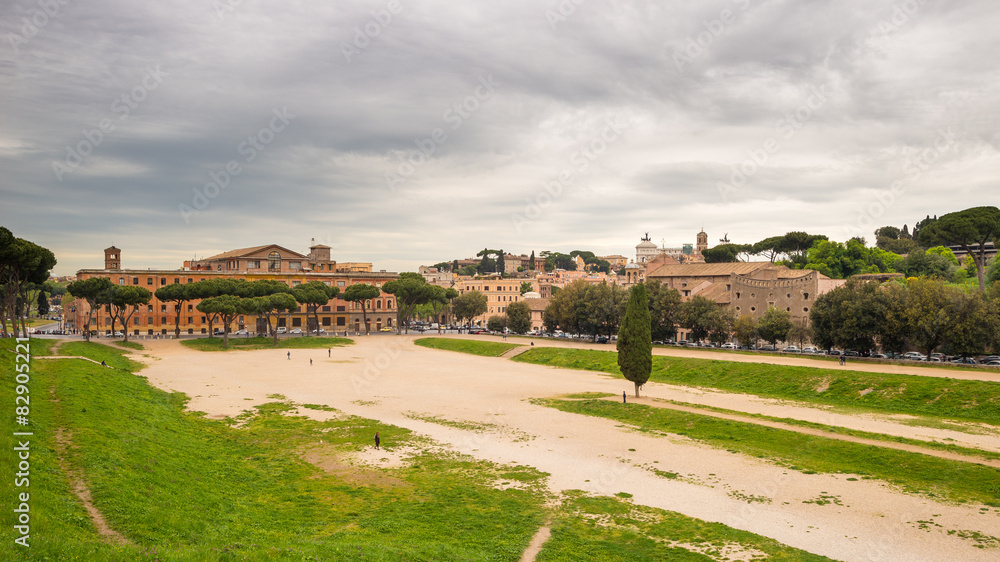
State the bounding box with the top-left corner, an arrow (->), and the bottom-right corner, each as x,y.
2,0 -> 997,276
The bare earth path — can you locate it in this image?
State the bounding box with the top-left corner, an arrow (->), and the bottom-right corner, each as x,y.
132,336 -> 1000,562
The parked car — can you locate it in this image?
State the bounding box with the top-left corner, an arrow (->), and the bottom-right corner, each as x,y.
870,353 -> 887,359
468,327 -> 486,334
843,350 -> 860,357
783,346 -> 800,353
311,328 -> 327,334
826,349 -> 842,356
235,329 -> 248,335
276,327 -> 287,334
759,344 -> 776,351
951,357 -> 978,364
802,346 -> 818,354
677,340 -> 689,346
595,336 -> 609,344
721,343 -> 736,349
902,351 -> 925,361
379,326 -> 394,332
985,360 -> 1000,366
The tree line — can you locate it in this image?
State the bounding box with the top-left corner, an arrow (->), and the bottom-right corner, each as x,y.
701,206 -> 1000,291
0,227 -> 57,338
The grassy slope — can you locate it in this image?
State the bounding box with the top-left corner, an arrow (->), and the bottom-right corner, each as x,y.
2,339 -> 548,560
514,347 -> 1000,423
415,337 -> 521,357
180,335 -> 353,351
538,398 -> 1000,505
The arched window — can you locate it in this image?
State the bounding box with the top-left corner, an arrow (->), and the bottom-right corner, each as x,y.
268,251 -> 281,271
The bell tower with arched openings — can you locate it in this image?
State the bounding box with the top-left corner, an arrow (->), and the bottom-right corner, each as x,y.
696,229 -> 708,255
104,246 -> 121,270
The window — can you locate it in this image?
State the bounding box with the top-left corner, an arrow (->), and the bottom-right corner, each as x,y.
161,305 -> 167,312
187,305 -> 193,312
803,293 -> 810,300
118,277 -> 125,285
188,278 -> 193,284
786,293 -> 791,298
248,260 -> 260,269
268,252 -> 280,271
804,307 -> 809,312
290,262 -> 300,270
735,292 -> 741,299
292,318 -> 301,327
337,305 -> 345,312
322,306 -> 331,312
376,300 -> 382,309
337,281 -> 345,287
174,278 -> 180,284
337,317 -> 345,326
292,280 -> 301,286
322,317 -> 331,326
147,305 -> 153,312
188,317 -> 193,323
132,277 -> 139,285
160,278 -> 166,285
217,264 -> 222,271
147,277 -> 153,285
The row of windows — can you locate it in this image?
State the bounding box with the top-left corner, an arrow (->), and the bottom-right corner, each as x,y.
735,306 -> 810,313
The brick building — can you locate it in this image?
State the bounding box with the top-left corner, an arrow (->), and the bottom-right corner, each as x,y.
71,245 -> 399,336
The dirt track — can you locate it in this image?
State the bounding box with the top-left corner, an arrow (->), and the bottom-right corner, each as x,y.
130,335 -> 1000,562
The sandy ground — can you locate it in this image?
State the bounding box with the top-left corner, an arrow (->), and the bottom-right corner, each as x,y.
128,336 -> 1000,562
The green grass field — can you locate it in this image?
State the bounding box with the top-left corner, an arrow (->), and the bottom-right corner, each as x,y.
181,335 -> 353,351
415,337 -> 522,357
514,347 -> 1000,424
536,398 -> 1000,505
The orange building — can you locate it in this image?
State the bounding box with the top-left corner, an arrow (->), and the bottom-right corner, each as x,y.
71,244 -> 399,336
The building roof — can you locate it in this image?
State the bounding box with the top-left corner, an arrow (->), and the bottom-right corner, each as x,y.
201,244 -> 307,261
693,281 -> 732,304
646,262 -> 766,278
525,297 -> 550,311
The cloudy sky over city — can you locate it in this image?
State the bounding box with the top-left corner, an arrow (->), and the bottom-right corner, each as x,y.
2,0 -> 997,275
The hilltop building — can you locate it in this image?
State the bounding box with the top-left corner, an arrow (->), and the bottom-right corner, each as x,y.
71,244 -> 399,336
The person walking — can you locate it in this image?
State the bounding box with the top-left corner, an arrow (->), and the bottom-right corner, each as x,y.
310,358 -> 313,366
328,348 -> 331,358
287,351 -> 291,360
839,355 -> 846,366
374,432 -> 380,450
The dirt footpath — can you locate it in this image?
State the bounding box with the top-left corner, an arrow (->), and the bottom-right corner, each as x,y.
133,336 -> 1000,562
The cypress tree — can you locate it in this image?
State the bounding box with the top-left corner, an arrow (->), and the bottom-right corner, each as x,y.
617,283 -> 652,397
529,251 -> 536,270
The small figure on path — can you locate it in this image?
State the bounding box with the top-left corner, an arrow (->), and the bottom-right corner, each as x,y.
623,391 -> 626,404
328,348 -> 331,357
287,351 -> 291,360
374,432 -> 380,450
309,358 -> 313,366
101,360 -> 107,367
839,355 -> 846,366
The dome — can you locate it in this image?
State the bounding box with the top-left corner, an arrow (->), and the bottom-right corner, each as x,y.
523,291 -> 542,299
624,262 -> 643,269
636,239 -> 657,248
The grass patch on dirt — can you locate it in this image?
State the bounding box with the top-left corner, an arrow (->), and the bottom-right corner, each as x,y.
1,340 -> 549,559
181,336 -> 353,352
112,340 -> 144,350
415,337 -> 521,357
655,398 -> 1000,462
514,347 -> 1000,424
538,490 -> 833,561
535,398 -> 1000,506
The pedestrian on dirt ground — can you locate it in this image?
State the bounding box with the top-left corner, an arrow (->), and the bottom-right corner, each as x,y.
623,391 -> 626,404
839,355 -> 846,366
287,351 -> 291,360
374,432 -> 380,450
328,348 -> 331,357
310,358 -> 313,366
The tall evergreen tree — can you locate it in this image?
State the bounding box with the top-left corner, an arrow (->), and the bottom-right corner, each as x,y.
617,283 -> 652,397
37,289 -> 50,317
529,251 -> 535,270
497,250 -> 506,276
